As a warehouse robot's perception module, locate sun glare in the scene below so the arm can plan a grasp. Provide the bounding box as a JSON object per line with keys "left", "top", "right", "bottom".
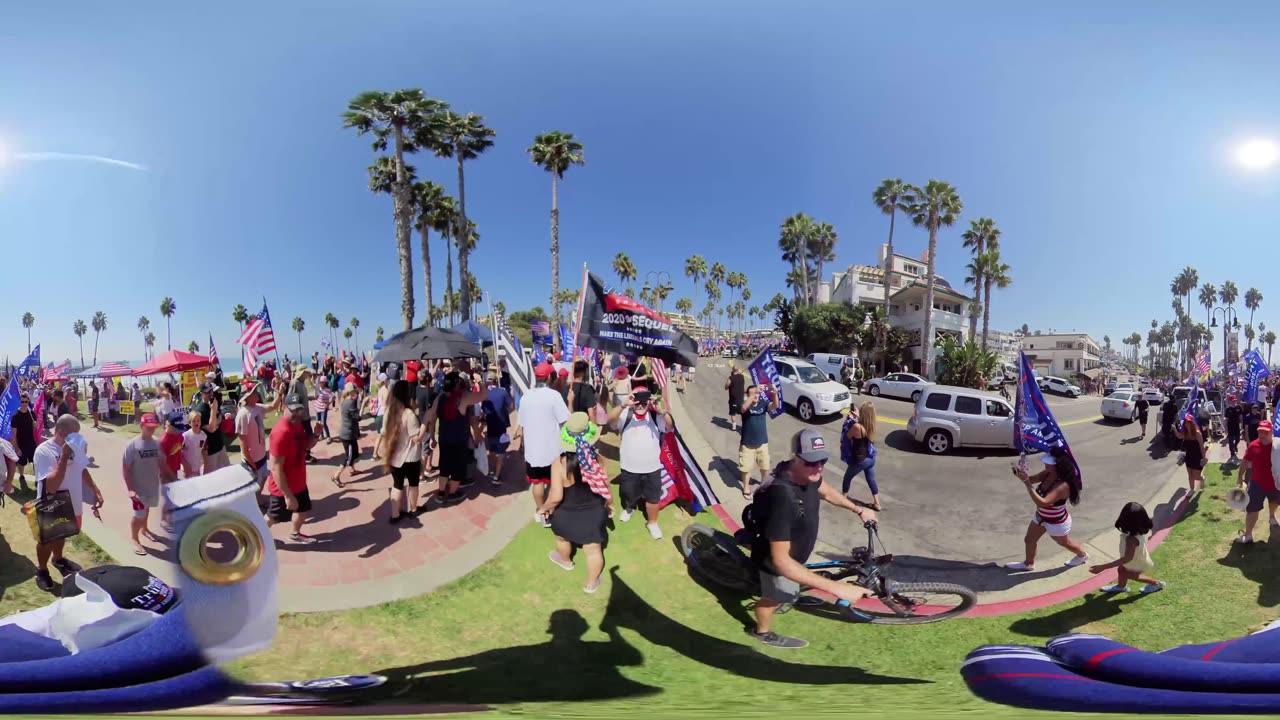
{"left": 1236, "top": 139, "right": 1279, "bottom": 170}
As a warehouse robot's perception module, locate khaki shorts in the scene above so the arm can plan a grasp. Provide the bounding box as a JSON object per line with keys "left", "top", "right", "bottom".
{"left": 738, "top": 444, "right": 770, "bottom": 473}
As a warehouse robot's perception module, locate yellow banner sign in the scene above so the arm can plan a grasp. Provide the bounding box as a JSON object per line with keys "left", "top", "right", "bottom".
{"left": 119, "top": 400, "right": 135, "bottom": 417}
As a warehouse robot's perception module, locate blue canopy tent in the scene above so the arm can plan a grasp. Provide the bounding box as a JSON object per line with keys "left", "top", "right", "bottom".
{"left": 451, "top": 319, "right": 494, "bottom": 347}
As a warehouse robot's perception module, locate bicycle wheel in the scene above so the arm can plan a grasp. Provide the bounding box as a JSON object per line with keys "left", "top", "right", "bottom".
{"left": 680, "top": 524, "right": 758, "bottom": 593}
{"left": 847, "top": 581, "right": 977, "bottom": 625}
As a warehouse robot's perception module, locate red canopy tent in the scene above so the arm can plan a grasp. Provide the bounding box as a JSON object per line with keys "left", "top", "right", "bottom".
{"left": 131, "top": 350, "right": 211, "bottom": 376}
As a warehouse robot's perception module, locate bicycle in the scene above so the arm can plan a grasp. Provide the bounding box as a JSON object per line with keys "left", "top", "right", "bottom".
{"left": 680, "top": 520, "right": 977, "bottom": 625}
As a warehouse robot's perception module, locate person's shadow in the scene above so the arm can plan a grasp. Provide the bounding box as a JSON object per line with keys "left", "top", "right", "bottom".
{"left": 373, "top": 608, "right": 659, "bottom": 705}
{"left": 0, "top": 532, "right": 38, "bottom": 603}
{"left": 1007, "top": 591, "right": 1143, "bottom": 638}
{"left": 1217, "top": 538, "right": 1280, "bottom": 609}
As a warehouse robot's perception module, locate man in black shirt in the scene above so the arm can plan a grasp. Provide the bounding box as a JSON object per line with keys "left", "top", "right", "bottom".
{"left": 195, "top": 384, "right": 230, "bottom": 471}
{"left": 1225, "top": 394, "right": 1243, "bottom": 462}
{"left": 746, "top": 429, "right": 877, "bottom": 649}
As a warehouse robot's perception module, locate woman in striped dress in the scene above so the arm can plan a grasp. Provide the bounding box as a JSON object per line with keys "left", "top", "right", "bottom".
{"left": 1005, "top": 446, "right": 1088, "bottom": 571}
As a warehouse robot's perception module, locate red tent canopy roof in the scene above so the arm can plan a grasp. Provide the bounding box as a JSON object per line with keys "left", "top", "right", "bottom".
{"left": 131, "top": 350, "right": 211, "bottom": 376}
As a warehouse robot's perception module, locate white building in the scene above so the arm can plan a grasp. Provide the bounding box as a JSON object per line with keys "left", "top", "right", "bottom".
{"left": 1020, "top": 333, "right": 1102, "bottom": 378}
{"left": 822, "top": 245, "right": 971, "bottom": 375}
{"left": 666, "top": 312, "right": 710, "bottom": 340}
{"left": 984, "top": 329, "right": 1024, "bottom": 362}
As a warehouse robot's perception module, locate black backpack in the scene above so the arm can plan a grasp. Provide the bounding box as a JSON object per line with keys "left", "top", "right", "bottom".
{"left": 740, "top": 477, "right": 798, "bottom": 550}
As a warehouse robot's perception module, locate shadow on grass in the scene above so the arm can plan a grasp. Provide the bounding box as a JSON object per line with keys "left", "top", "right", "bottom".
{"left": 1217, "top": 538, "right": 1280, "bottom": 609}
{"left": 0, "top": 532, "right": 37, "bottom": 604}
{"left": 1006, "top": 591, "right": 1144, "bottom": 637}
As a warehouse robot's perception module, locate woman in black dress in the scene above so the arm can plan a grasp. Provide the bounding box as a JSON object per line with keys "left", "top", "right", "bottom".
{"left": 1181, "top": 412, "right": 1207, "bottom": 494}
{"left": 539, "top": 412, "right": 613, "bottom": 594}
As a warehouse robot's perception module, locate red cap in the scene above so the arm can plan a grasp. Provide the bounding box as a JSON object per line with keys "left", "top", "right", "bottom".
{"left": 558, "top": 367, "right": 569, "bottom": 377}
{"left": 139, "top": 413, "right": 161, "bottom": 427}
{"left": 1260, "top": 420, "right": 1274, "bottom": 432}
{"left": 534, "top": 363, "right": 555, "bottom": 379}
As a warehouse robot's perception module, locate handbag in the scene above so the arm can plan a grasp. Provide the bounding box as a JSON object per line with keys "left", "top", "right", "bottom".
{"left": 24, "top": 489, "right": 80, "bottom": 544}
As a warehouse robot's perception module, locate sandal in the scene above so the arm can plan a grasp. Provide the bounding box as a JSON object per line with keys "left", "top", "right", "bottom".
{"left": 331, "top": 474, "right": 345, "bottom": 489}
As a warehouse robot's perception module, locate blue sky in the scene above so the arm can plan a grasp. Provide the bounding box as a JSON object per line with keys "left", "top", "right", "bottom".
{"left": 3, "top": 0, "right": 1280, "bottom": 367}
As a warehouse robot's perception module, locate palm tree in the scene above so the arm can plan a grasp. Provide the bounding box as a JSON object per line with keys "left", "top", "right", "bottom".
{"left": 349, "top": 317, "right": 360, "bottom": 353}
{"left": 90, "top": 311, "right": 107, "bottom": 365}
{"left": 807, "top": 223, "right": 838, "bottom": 299}
{"left": 1198, "top": 282, "right": 1217, "bottom": 327}
{"left": 685, "top": 255, "right": 707, "bottom": 319}
{"left": 73, "top": 320, "right": 87, "bottom": 368}
{"left": 1177, "top": 267, "right": 1199, "bottom": 369}
{"left": 344, "top": 89, "right": 446, "bottom": 331}
{"left": 1245, "top": 323, "right": 1255, "bottom": 352}
{"left": 144, "top": 332, "right": 156, "bottom": 360}
{"left": 21, "top": 312, "right": 34, "bottom": 353}
{"left": 1265, "top": 331, "right": 1277, "bottom": 365}
{"left": 1103, "top": 335, "right": 1111, "bottom": 351}
{"left": 908, "top": 180, "right": 964, "bottom": 379}
{"left": 1245, "top": 287, "right": 1263, "bottom": 345}
{"left": 188, "top": 340, "right": 200, "bottom": 354}
{"left": 675, "top": 297, "right": 693, "bottom": 316}
{"left": 232, "top": 304, "right": 249, "bottom": 332}
{"left": 375, "top": 326, "right": 385, "bottom": 344}
{"left": 136, "top": 315, "right": 150, "bottom": 360}
{"left": 1220, "top": 280, "right": 1239, "bottom": 310}
{"left": 424, "top": 194, "right": 458, "bottom": 324}
{"left": 612, "top": 252, "right": 637, "bottom": 291}
{"left": 292, "top": 317, "right": 305, "bottom": 358}
{"left": 873, "top": 179, "right": 914, "bottom": 320}
{"left": 160, "top": 297, "right": 176, "bottom": 350}
{"left": 960, "top": 217, "right": 1000, "bottom": 340}
{"left": 778, "top": 213, "right": 815, "bottom": 305}
{"left": 343, "top": 327, "right": 353, "bottom": 350}
{"left": 963, "top": 248, "right": 1011, "bottom": 351}
{"left": 326, "top": 314, "right": 340, "bottom": 352}
{"left": 366, "top": 153, "right": 420, "bottom": 329}
{"left": 527, "top": 131, "right": 585, "bottom": 325}
{"left": 433, "top": 111, "right": 495, "bottom": 322}
{"left": 411, "top": 180, "right": 448, "bottom": 324}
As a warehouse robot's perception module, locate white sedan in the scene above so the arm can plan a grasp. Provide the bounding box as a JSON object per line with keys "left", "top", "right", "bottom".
{"left": 865, "top": 372, "right": 934, "bottom": 403}
{"left": 1141, "top": 388, "right": 1164, "bottom": 405}
{"left": 1101, "top": 391, "right": 1140, "bottom": 423}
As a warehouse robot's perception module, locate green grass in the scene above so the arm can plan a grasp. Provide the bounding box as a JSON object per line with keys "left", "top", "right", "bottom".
{"left": 216, "top": 459, "right": 1277, "bottom": 718}
{"left": 1, "top": 483, "right": 112, "bottom": 608}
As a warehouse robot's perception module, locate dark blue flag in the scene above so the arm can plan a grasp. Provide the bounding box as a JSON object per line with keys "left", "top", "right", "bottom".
{"left": 15, "top": 345, "right": 40, "bottom": 379}
{"left": 1243, "top": 349, "right": 1270, "bottom": 405}
{"left": 559, "top": 324, "right": 575, "bottom": 363}
{"left": 1014, "top": 352, "right": 1081, "bottom": 485}
{"left": 746, "top": 349, "right": 785, "bottom": 418}
{"left": 0, "top": 371, "right": 20, "bottom": 438}
{"left": 1177, "top": 376, "right": 1198, "bottom": 432}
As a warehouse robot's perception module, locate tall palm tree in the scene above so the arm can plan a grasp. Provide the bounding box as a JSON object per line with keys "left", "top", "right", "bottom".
{"left": 423, "top": 194, "right": 458, "bottom": 324}
{"left": 960, "top": 217, "right": 1000, "bottom": 340}
{"left": 292, "top": 317, "right": 305, "bottom": 358}
{"left": 188, "top": 340, "right": 199, "bottom": 354}
{"left": 807, "top": 223, "right": 838, "bottom": 300}
{"left": 873, "top": 179, "right": 913, "bottom": 319}
{"left": 1265, "top": 331, "right": 1277, "bottom": 365}
{"left": 778, "top": 213, "right": 815, "bottom": 305}
{"left": 907, "top": 180, "right": 963, "bottom": 379}
{"left": 326, "top": 314, "right": 341, "bottom": 352}
{"left": 73, "top": 320, "right": 87, "bottom": 368}
{"left": 344, "top": 89, "right": 446, "bottom": 331}
{"left": 137, "top": 316, "right": 150, "bottom": 360}
{"left": 1220, "top": 280, "right": 1239, "bottom": 310}
{"left": 964, "top": 248, "right": 1011, "bottom": 351}
{"left": 1103, "top": 335, "right": 1112, "bottom": 351}
{"left": 1245, "top": 323, "right": 1255, "bottom": 352}
{"left": 90, "top": 311, "right": 107, "bottom": 365}
{"left": 349, "top": 317, "right": 361, "bottom": 353}
{"left": 1245, "top": 287, "right": 1263, "bottom": 342}
{"left": 1198, "top": 282, "right": 1217, "bottom": 328}
{"left": 612, "top": 252, "right": 637, "bottom": 291}
{"left": 434, "top": 111, "right": 495, "bottom": 322}
{"left": 21, "top": 312, "right": 34, "bottom": 353}
{"left": 144, "top": 332, "right": 156, "bottom": 360}
{"left": 232, "top": 304, "right": 249, "bottom": 332}
{"left": 366, "top": 154, "right": 420, "bottom": 329}
{"left": 685, "top": 255, "right": 707, "bottom": 319}
{"left": 375, "top": 326, "right": 385, "bottom": 344}
{"left": 411, "top": 180, "right": 448, "bottom": 324}
{"left": 675, "top": 297, "right": 693, "bottom": 316}
{"left": 160, "top": 297, "right": 176, "bottom": 350}
{"left": 343, "top": 327, "right": 353, "bottom": 350}
{"left": 1177, "top": 266, "right": 1199, "bottom": 369}
{"left": 527, "top": 131, "right": 585, "bottom": 325}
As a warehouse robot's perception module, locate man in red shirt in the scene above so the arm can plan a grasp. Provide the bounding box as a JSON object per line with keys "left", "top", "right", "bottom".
{"left": 1236, "top": 419, "right": 1280, "bottom": 544}
{"left": 405, "top": 360, "right": 421, "bottom": 384}
{"left": 264, "top": 394, "right": 316, "bottom": 544}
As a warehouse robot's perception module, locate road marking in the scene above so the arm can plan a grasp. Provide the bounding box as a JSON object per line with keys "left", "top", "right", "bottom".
{"left": 1061, "top": 415, "right": 1103, "bottom": 426}
{"left": 881, "top": 417, "right": 908, "bottom": 426}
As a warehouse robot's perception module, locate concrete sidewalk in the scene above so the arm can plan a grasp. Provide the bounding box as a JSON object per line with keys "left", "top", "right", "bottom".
{"left": 65, "top": 412, "right": 530, "bottom": 613}
{"left": 665, "top": 383, "right": 1202, "bottom": 614}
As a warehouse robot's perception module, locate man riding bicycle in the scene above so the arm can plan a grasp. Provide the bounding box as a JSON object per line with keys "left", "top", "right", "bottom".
{"left": 746, "top": 429, "right": 878, "bottom": 648}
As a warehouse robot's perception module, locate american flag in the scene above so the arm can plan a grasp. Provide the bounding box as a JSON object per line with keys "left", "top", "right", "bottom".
{"left": 43, "top": 362, "right": 69, "bottom": 381}
{"left": 530, "top": 320, "right": 552, "bottom": 344}
{"left": 208, "top": 333, "right": 220, "bottom": 369}
{"left": 649, "top": 357, "right": 668, "bottom": 395}
{"left": 237, "top": 304, "right": 276, "bottom": 373}
{"left": 1194, "top": 347, "right": 1211, "bottom": 377}
{"left": 567, "top": 435, "right": 612, "bottom": 502}
{"left": 495, "top": 310, "right": 535, "bottom": 400}
{"left": 99, "top": 361, "right": 130, "bottom": 377}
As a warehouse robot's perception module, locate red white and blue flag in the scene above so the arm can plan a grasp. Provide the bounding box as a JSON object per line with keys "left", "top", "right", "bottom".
{"left": 1014, "top": 351, "right": 1081, "bottom": 485}
{"left": 1194, "top": 347, "right": 1211, "bottom": 378}
{"left": 208, "top": 333, "right": 221, "bottom": 369}
{"left": 657, "top": 422, "right": 718, "bottom": 512}
{"left": 237, "top": 304, "right": 276, "bottom": 375}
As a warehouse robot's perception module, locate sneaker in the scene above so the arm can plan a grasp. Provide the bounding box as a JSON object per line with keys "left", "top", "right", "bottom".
{"left": 444, "top": 492, "right": 465, "bottom": 505}
{"left": 619, "top": 509, "right": 633, "bottom": 523}
{"left": 489, "top": 473, "right": 502, "bottom": 486}
{"left": 1005, "top": 561, "right": 1035, "bottom": 571}
{"left": 459, "top": 476, "right": 476, "bottom": 489}
{"left": 1140, "top": 581, "right": 1166, "bottom": 595}
{"left": 1100, "top": 584, "right": 1130, "bottom": 593}
{"left": 1064, "top": 555, "right": 1088, "bottom": 568}
{"left": 548, "top": 551, "right": 574, "bottom": 571}
{"left": 1235, "top": 534, "right": 1255, "bottom": 544}
{"left": 289, "top": 533, "right": 317, "bottom": 544}
{"left": 34, "top": 569, "right": 57, "bottom": 592}
{"left": 584, "top": 579, "right": 602, "bottom": 594}
{"left": 646, "top": 523, "right": 663, "bottom": 540}
{"left": 744, "top": 627, "right": 807, "bottom": 649}
{"left": 51, "top": 557, "right": 82, "bottom": 576}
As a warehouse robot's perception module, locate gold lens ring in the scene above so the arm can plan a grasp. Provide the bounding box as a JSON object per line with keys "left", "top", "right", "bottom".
{"left": 178, "top": 510, "right": 264, "bottom": 585}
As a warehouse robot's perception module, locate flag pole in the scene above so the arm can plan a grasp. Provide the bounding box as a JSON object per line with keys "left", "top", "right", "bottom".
{"left": 263, "top": 296, "right": 281, "bottom": 368}
{"left": 488, "top": 292, "right": 501, "bottom": 366}
{"left": 571, "top": 262, "right": 589, "bottom": 361}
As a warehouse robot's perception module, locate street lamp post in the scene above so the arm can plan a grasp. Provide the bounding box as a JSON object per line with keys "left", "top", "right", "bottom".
{"left": 643, "top": 271, "right": 672, "bottom": 313}
{"left": 1210, "top": 306, "right": 1241, "bottom": 373}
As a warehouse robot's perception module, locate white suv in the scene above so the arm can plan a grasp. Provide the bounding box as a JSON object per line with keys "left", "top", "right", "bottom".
{"left": 1043, "top": 376, "right": 1082, "bottom": 398}
{"left": 908, "top": 385, "right": 1018, "bottom": 455}
{"left": 772, "top": 357, "right": 852, "bottom": 422}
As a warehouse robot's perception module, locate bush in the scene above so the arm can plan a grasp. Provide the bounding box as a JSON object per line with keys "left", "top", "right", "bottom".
{"left": 790, "top": 303, "right": 867, "bottom": 355}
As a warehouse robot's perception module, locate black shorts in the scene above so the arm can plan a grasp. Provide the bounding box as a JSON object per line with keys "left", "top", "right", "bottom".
{"left": 390, "top": 461, "right": 422, "bottom": 489}
{"left": 527, "top": 463, "right": 553, "bottom": 485}
{"left": 619, "top": 469, "right": 663, "bottom": 508}
{"left": 266, "top": 489, "right": 312, "bottom": 522}
{"left": 439, "top": 442, "right": 470, "bottom": 483}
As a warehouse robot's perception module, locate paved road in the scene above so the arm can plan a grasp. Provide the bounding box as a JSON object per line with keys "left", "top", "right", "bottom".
{"left": 681, "top": 363, "right": 1181, "bottom": 583}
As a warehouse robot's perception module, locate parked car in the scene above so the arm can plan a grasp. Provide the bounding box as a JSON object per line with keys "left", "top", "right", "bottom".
{"left": 1116, "top": 382, "right": 1136, "bottom": 394}
{"left": 772, "top": 357, "right": 852, "bottom": 422}
{"left": 1105, "top": 381, "right": 1117, "bottom": 395}
{"left": 720, "top": 348, "right": 736, "bottom": 358}
{"left": 908, "top": 385, "right": 1018, "bottom": 455}
{"left": 865, "top": 372, "right": 934, "bottom": 403}
{"left": 806, "top": 352, "right": 860, "bottom": 382}
{"left": 1101, "top": 391, "right": 1140, "bottom": 423}
{"left": 1141, "top": 387, "right": 1164, "bottom": 405}
{"left": 1042, "top": 376, "right": 1082, "bottom": 397}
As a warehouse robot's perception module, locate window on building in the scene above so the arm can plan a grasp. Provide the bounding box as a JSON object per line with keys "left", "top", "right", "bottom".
{"left": 1064, "top": 359, "right": 1074, "bottom": 370}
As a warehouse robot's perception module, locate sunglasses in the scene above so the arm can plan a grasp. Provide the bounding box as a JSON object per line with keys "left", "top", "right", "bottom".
{"left": 802, "top": 458, "right": 828, "bottom": 468}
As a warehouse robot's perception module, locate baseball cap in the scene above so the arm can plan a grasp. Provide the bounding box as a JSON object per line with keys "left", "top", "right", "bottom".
{"left": 558, "top": 367, "right": 569, "bottom": 378}
{"left": 1261, "top": 420, "right": 1274, "bottom": 432}
{"left": 791, "top": 429, "right": 829, "bottom": 463}
{"left": 534, "top": 363, "right": 555, "bottom": 379}
{"left": 139, "top": 413, "right": 160, "bottom": 428}
{"left": 62, "top": 565, "right": 179, "bottom": 614}
{"left": 200, "top": 382, "right": 218, "bottom": 394}
{"left": 285, "top": 393, "right": 306, "bottom": 411}
{"left": 633, "top": 388, "right": 653, "bottom": 403}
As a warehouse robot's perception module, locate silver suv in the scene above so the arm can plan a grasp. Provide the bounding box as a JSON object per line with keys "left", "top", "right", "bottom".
{"left": 908, "top": 385, "right": 1018, "bottom": 455}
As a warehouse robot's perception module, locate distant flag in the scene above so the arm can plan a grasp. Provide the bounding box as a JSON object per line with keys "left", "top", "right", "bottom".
{"left": 559, "top": 324, "right": 575, "bottom": 363}
{"left": 530, "top": 321, "right": 552, "bottom": 346}
{"left": 1177, "top": 375, "right": 1199, "bottom": 432}
{"left": 1194, "top": 348, "right": 1211, "bottom": 379}
{"left": 15, "top": 346, "right": 40, "bottom": 379}
{"left": 1243, "top": 349, "right": 1270, "bottom": 405}
{"left": 1014, "top": 351, "right": 1082, "bottom": 485}
{"left": 208, "top": 333, "right": 220, "bottom": 370}
{"left": 495, "top": 309, "right": 534, "bottom": 401}
{"left": 237, "top": 304, "right": 277, "bottom": 374}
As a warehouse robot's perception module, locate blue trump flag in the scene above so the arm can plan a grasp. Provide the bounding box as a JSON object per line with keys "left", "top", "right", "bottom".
{"left": 0, "top": 374, "right": 19, "bottom": 438}
{"left": 15, "top": 345, "right": 40, "bottom": 379}
{"left": 1243, "top": 349, "right": 1271, "bottom": 405}
{"left": 746, "top": 349, "right": 785, "bottom": 419}
{"left": 559, "top": 324, "right": 575, "bottom": 363}
{"left": 1176, "top": 376, "right": 1199, "bottom": 432}
{"left": 1014, "top": 352, "right": 1081, "bottom": 485}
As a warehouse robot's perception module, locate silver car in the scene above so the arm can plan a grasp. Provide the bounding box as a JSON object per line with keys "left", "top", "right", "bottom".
{"left": 908, "top": 385, "right": 1018, "bottom": 455}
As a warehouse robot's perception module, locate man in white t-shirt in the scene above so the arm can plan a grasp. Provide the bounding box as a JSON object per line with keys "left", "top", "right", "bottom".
{"left": 235, "top": 381, "right": 269, "bottom": 486}
{"left": 607, "top": 387, "right": 674, "bottom": 540}
{"left": 32, "top": 414, "right": 103, "bottom": 592}
{"left": 514, "top": 363, "right": 569, "bottom": 526}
